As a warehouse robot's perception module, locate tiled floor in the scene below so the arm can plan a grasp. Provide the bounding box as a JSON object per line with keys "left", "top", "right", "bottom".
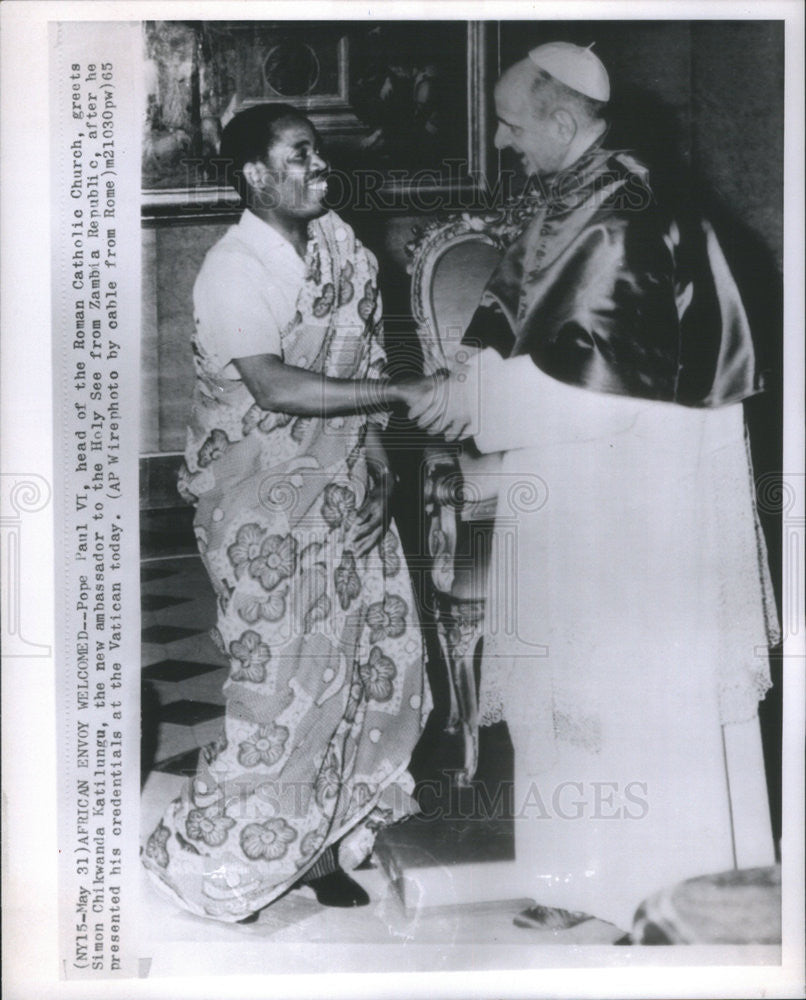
{"left": 139, "top": 532, "right": 625, "bottom": 958}
{"left": 141, "top": 555, "right": 228, "bottom": 774}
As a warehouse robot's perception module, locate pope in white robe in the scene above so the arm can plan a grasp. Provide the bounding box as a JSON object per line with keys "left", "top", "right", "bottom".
{"left": 405, "top": 43, "right": 779, "bottom": 932}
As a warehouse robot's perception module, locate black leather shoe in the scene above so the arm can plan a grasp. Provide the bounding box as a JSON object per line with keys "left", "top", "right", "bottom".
{"left": 307, "top": 870, "right": 370, "bottom": 908}
{"left": 513, "top": 904, "right": 593, "bottom": 930}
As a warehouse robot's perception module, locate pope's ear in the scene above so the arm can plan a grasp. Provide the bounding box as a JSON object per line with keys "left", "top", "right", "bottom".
{"left": 242, "top": 160, "right": 269, "bottom": 190}
{"left": 551, "top": 108, "right": 577, "bottom": 144}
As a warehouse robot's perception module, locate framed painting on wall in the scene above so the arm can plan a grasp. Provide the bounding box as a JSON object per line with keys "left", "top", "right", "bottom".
{"left": 142, "top": 20, "right": 499, "bottom": 218}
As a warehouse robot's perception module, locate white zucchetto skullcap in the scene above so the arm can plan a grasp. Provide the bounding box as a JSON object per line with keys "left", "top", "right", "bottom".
{"left": 528, "top": 42, "right": 610, "bottom": 102}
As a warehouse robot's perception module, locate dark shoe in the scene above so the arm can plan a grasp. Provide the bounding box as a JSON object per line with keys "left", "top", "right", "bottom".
{"left": 237, "top": 910, "right": 261, "bottom": 924}
{"left": 307, "top": 870, "right": 370, "bottom": 908}
{"left": 513, "top": 904, "right": 593, "bottom": 930}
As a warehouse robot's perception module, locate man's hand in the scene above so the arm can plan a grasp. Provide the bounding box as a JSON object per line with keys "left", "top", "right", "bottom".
{"left": 396, "top": 371, "right": 476, "bottom": 442}
{"left": 351, "top": 426, "right": 395, "bottom": 558}
{"left": 393, "top": 371, "right": 448, "bottom": 422}
{"left": 351, "top": 482, "right": 389, "bottom": 558}
{"left": 417, "top": 371, "right": 476, "bottom": 441}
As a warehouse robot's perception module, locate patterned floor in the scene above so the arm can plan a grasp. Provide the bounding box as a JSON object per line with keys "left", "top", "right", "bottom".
{"left": 140, "top": 555, "right": 228, "bottom": 780}
{"left": 139, "top": 527, "right": 624, "bottom": 950}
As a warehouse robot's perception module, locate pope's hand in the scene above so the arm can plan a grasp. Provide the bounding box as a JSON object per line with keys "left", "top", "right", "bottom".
{"left": 420, "top": 376, "right": 476, "bottom": 441}
{"left": 394, "top": 370, "right": 476, "bottom": 441}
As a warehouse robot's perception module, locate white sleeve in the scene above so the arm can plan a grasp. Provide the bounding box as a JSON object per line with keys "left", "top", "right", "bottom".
{"left": 193, "top": 249, "right": 283, "bottom": 373}
{"left": 471, "top": 349, "right": 656, "bottom": 454}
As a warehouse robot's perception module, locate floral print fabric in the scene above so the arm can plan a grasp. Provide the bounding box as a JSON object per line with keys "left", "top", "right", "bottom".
{"left": 143, "top": 212, "right": 430, "bottom": 922}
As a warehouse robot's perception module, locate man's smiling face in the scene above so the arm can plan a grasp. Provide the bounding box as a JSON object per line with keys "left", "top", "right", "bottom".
{"left": 257, "top": 116, "right": 329, "bottom": 219}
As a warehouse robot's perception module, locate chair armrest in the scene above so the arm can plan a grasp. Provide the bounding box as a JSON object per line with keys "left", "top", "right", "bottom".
{"left": 423, "top": 446, "right": 502, "bottom": 515}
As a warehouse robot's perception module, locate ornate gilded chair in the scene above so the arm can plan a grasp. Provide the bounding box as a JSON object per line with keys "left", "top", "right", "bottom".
{"left": 406, "top": 215, "right": 505, "bottom": 785}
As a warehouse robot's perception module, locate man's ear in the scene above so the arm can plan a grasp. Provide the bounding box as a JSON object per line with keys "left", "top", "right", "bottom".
{"left": 242, "top": 160, "right": 269, "bottom": 190}
{"left": 551, "top": 109, "right": 577, "bottom": 146}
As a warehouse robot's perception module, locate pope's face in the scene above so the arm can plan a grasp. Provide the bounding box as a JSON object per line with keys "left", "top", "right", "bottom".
{"left": 493, "top": 78, "right": 566, "bottom": 178}
{"left": 256, "top": 117, "right": 329, "bottom": 219}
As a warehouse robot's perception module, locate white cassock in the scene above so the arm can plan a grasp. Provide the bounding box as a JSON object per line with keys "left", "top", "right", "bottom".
{"left": 459, "top": 348, "right": 778, "bottom": 930}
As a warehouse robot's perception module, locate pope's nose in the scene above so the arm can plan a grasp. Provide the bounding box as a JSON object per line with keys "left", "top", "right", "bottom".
{"left": 493, "top": 123, "right": 510, "bottom": 151}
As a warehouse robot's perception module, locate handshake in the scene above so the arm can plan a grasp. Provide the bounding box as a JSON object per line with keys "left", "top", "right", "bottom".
{"left": 389, "top": 362, "right": 479, "bottom": 442}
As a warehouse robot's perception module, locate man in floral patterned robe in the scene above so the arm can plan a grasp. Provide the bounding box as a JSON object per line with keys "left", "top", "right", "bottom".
{"left": 143, "top": 104, "right": 432, "bottom": 922}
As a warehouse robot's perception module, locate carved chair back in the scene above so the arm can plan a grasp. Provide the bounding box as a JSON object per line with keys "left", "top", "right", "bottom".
{"left": 406, "top": 216, "right": 505, "bottom": 783}
{"left": 408, "top": 218, "right": 502, "bottom": 375}
{"left": 407, "top": 216, "right": 505, "bottom": 600}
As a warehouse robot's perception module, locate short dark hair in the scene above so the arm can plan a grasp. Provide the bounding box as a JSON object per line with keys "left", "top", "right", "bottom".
{"left": 530, "top": 68, "right": 607, "bottom": 125}
{"left": 219, "top": 103, "right": 307, "bottom": 202}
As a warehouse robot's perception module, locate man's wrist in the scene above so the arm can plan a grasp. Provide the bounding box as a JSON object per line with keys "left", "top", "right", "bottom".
{"left": 355, "top": 376, "right": 396, "bottom": 413}
{"left": 381, "top": 377, "right": 408, "bottom": 408}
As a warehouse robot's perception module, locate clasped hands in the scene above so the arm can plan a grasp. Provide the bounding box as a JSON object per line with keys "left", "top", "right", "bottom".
{"left": 392, "top": 365, "right": 477, "bottom": 442}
